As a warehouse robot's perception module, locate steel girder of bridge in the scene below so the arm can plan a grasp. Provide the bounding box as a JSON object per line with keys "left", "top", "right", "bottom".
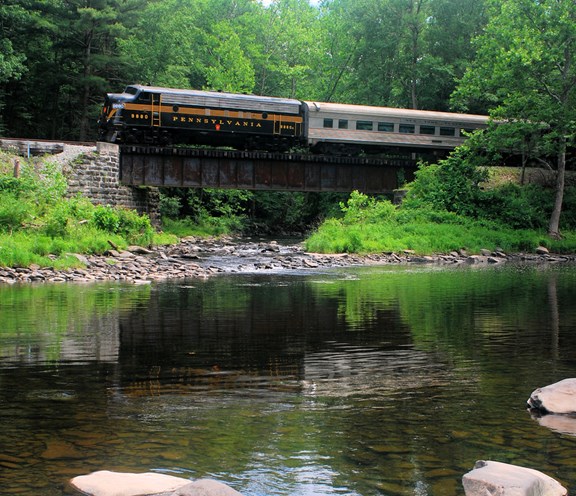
{"left": 119, "top": 146, "right": 417, "bottom": 193}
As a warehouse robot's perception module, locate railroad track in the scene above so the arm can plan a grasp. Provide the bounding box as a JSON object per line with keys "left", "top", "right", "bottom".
{"left": 0, "top": 137, "right": 97, "bottom": 146}
{"left": 0, "top": 137, "right": 97, "bottom": 158}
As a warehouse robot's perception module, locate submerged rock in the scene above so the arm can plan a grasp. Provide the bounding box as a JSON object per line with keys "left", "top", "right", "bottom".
{"left": 462, "top": 460, "right": 567, "bottom": 496}
{"left": 172, "top": 479, "right": 243, "bottom": 495}
{"left": 533, "top": 412, "right": 576, "bottom": 437}
{"left": 527, "top": 378, "right": 576, "bottom": 414}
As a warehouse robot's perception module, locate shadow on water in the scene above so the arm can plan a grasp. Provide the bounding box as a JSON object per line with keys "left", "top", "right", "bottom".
{"left": 0, "top": 263, "right": 576, "bottom": 495}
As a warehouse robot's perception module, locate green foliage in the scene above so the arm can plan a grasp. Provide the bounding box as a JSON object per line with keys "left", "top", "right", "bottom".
{"left": 339, "top": 190, "right": 396, "bottom": 224}
{"left": 0, "top": 152, "right": 162, "bottom": 268}
{"left": 305, "top": 160, "right": 576, "bottom": 256}
{"left": 159, "top": 193, "right": 182, "bottom": 219}
{"left": 453, "top": 0, "right": 576, "bottom": 236}
{"left": 93, "top": 205, "right": 121, "bottom": 234}
{"left": 403, "top": 147, "right": 489, "bottom": 218}
{"left": 477, "top": 184, "right": 551, "bottom": 230}
{"left": 0, "top": 192, "right": 33, "bottom": 231}
{"left": 0, "top": 175, "right": 33, "bottom": 196}
{"left": 93, "top": 205, "right": 154, "bottom": 246}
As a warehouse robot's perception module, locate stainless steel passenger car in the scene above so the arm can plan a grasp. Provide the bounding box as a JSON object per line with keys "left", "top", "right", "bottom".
{"left": 304, "top": 101, "right": 489, "bottom": 156}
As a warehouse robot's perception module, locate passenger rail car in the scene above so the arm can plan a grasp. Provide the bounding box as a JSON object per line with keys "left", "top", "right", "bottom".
{"left": 99, "top": 85, "right": 489, "bottom": 155}
{"left": 98, "top": 85, "right": 307, "bottom": 150}
{"left": 306, "top": 101, "right": 488, "bottom": 156}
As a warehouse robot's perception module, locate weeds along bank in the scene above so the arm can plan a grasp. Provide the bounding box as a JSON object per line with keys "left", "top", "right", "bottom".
{"left": 0, "top": 149, "right": 173, "bottom": 269}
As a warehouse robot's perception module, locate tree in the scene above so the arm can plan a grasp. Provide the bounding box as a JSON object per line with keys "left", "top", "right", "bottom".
{"left": 1, "top": 0, "right": 144, "bottom": 140}
{"left": 316, "top": 0, "right": 487, "bottom": 110}
{"left": 120, "top": 0, "right": 257, "bottom": 93}
{"left": 422, "top": 0, "right": 487, "bottom": 111}
{"left": 453, "top": 0, "right": 576, "bottom": 238}
{"left": 252, "top": 0, "right": 324, "bottom": 99}
{"left": 0, "top": 5, "right": 27, "bottom": 84}
{"left": 0, "top": 2, "right": 31, "bottom": 133}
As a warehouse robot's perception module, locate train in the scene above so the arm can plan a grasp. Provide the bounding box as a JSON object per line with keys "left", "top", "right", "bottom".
{"left": 98, "top": 84, "right": 489, "bottom": 156}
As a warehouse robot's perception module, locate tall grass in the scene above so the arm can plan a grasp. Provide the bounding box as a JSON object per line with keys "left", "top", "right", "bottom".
{"left": 0, "top": 152, "right": 157, "bottom": 268}
{"left": 305, "top": 193, "right": 576, "bottom": 255}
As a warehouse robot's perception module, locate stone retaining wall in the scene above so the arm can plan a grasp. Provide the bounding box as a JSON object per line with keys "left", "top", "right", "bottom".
{"left": 65, "top": 142, "right": 160, "bottom": 224}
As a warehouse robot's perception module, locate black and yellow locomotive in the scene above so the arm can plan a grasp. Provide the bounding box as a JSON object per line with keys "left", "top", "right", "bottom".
{"left": 98, "top": 85, "right": 308, "bottom": 151}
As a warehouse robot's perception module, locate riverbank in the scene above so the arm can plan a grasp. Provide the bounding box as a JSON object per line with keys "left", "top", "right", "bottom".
{"left": 1, "top": 237, "right": 575, "bottom": 285}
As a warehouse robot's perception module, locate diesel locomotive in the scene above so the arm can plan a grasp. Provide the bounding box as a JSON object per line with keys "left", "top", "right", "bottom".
{"left": 98, "top": 84, "right": 489, "bottom": 155}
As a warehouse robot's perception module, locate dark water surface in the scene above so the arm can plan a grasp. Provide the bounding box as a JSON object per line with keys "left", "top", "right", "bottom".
{"left": 1, "top": 263, "right": 576, "bottom": 496}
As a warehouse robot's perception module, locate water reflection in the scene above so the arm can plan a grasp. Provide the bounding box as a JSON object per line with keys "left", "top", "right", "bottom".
{"left": 0, "top": 264, "right": 576, "bottom": 495}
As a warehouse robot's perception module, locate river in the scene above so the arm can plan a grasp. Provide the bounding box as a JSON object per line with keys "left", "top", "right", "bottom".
{"left": 0, "top": 262, "right": 575, "bottom": 496}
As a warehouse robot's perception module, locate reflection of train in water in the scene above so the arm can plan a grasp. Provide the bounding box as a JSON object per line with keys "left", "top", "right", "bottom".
{"left": 98, "top": 84, "right": 489, "bottom": 156}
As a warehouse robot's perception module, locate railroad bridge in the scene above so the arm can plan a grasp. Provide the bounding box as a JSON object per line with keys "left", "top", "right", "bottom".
{"left": 118, "top": 145, "right": 418, "bottom": 194}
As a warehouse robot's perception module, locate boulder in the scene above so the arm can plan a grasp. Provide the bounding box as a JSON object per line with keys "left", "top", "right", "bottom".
{"left": 527, "top": 378, "right": 576, "bottom": 414}
{"left": 172, "top": 479, "right": 243, "bottom": 495}
{"left": 462, "top": 460, "right": 567, "bottom": 496}
{"left": 69, "top": 471, "right": 190, "bottom": 496}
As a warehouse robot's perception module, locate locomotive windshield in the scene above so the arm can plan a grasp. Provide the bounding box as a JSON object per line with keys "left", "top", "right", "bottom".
{"left": 124, "top": 86, "right": 139, "bottom": 95}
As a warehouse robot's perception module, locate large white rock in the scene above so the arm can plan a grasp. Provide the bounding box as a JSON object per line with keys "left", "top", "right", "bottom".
{"left": 69, "top": 470, "right": 191, "bottom": 496}
{"left": 528, "top": 378, "right": 576, "bottom": 414}
{"left": 462, "top": 460, "right": 567, "bottom": 496}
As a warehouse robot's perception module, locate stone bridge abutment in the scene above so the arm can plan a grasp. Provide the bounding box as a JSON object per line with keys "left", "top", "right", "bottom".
{"left": 65, "top": 142, "right": 161, "bottom": 224}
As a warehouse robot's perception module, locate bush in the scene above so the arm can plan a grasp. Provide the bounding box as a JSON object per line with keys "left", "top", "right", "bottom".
{"left": 340, "top": 191, "right": 396, "bottom": 224}
{"left": 93, "top": 205, "right": 121, "bottom": 233}
{"left": 93, "top": 205, "right": 154, "bottom": 246}
{"left": 478, "top": 184, "right": 551, "bottom": 229}
{"left": 0, "top": 192, "right": 34, "bottom": 231}
{"left": 159, "top": 193, "right": 182, "bottom": 219}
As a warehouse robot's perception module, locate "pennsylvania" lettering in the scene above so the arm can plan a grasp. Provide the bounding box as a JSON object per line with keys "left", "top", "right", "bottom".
{"left": 172, "top": 116, "right": 263, "bottom": 128}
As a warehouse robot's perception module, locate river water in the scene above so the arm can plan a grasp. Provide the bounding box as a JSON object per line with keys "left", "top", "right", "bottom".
{"left": 1, "top": 263, "right": 575, "bottom": 496}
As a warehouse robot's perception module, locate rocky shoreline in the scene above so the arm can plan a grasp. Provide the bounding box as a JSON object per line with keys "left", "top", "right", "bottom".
{"left": 1, "top": 237, "right": 575, "bottom": 285}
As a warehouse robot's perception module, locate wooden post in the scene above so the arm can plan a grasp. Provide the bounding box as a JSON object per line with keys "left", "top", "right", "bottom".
{"left": 13, "top": 159, "right": 20, "bottom": 178}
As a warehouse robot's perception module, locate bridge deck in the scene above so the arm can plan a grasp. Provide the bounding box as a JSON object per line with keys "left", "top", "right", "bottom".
{"left": 119, "top": 146, "right": 417, "bottom": 193}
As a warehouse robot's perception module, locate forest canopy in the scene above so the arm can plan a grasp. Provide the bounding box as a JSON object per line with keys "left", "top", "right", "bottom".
{"left": 0, "top": 0, "right": 488, "bottom": 140}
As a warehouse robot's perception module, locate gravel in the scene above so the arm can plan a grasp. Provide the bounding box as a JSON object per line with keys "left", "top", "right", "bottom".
{"left": 47, "top": 143, "right": 97, "bottom": 165}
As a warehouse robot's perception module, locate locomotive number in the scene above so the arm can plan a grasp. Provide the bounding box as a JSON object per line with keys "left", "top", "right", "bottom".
{"left": 130, "top": 113, "right": 149, "bottom": 120}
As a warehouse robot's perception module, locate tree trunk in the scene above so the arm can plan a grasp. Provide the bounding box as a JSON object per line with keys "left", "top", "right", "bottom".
{"left": 79, "top": 30, "right": 94, "bottom": 141}
{"left": 547, "top": 136, "right": 566, "bottom": 239}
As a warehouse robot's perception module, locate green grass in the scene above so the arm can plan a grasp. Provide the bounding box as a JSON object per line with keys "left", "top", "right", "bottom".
{"left": 161, "top": 216, "right": 237, "bottom": 238}
{"left": 305, "top": 208, "right": 576, "bottom": 255}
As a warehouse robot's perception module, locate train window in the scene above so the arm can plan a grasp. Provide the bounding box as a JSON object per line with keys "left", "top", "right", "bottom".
{"left": 262, "top": 112, "right": 269, "bottom": 119}
{"left": 139, "top": 92, "right": 151, "bottom": 102}
{"left": 339, "top": 119, "right": 348, "bottom": 129}
{"left": 399, "top": 124, "right": 415, "bottom": 134}
{"left": 420, "top": 125, "right": 435, "bottom": 135}
{"left": 440, "top": 127, "right": 455, "bottom": 136}
{"left": 323, "top": 118, "right": 334, "bottom": 128}
{"left": 378, "top": 122, "right": 394, "bottom": 132}
{"left": 172, "top": 105, "right": 180, "bottom": 112}
{"left": 124, "top": 86, "right": 138, "bottom": 95}
{"left": 356, "top": 120, "right": 373, "bottom": 131}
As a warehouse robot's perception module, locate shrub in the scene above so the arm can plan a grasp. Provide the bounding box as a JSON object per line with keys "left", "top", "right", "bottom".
{"left": 93, "top": 205, "right": 121, "bottom": 233}
{"left": 340, "top": 191, "right": 396, "bottom": 224}
{"left": 0, "top": 192, "right": 34, "bottom": 231}
{"left": 159, "top": 193, "right": 181, "bottom": 219}
{"left": 92, "top": 205, "right": 153, "bottom": 245}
